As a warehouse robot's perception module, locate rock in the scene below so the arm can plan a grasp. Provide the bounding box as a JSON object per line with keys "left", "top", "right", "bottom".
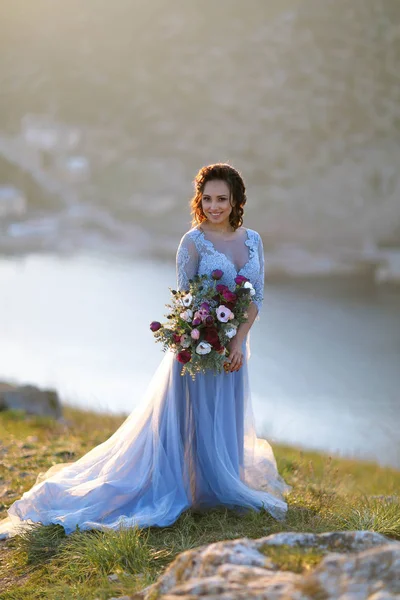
{"left": 0, "top": 381, "right": 62, "bottom": 419}
{"left": 0, "top": 185, "right": 27, "bottom": 218}
{"left": 142, "top": 531, "right": 400, "bottom": 600}
{"left": 303, "top": 544, "right": 400, "bottom": 598}
{"left": 21, "top": 114, "right": 81, "bottom": 151}
{"left": 26, "top": 436, "right": 39, "bottom": 443}
{"left": 254, "top": 530, "right": 392, "bottom": 553}
{"left": 56, "top": 155, "right": 91, "bottom": 183}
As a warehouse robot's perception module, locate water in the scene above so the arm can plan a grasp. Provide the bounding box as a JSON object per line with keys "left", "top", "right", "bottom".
{"left": 1, "top": 252, "right": 399, "bottom": 469}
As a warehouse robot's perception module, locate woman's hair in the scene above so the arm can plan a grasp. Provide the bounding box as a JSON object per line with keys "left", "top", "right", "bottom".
{"left": 190, "top": 163, "right": 247, "bottom": 230}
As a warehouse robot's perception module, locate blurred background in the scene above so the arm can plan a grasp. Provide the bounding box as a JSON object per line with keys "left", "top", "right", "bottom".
{"left": 0, "top": 0, "right": 399, "bottom": 468}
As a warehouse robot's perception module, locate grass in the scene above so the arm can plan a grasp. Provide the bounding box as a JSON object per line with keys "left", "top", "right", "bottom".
{"left": 0, "top": 407, "right": 399, "bottom": 599}
{"left": 261, "top": 544, "right": 325, "bottom": 573}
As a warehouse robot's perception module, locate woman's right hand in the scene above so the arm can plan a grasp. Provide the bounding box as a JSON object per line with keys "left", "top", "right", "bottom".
{"left": 226, "top": 338, "right": 244, "bottom": 372}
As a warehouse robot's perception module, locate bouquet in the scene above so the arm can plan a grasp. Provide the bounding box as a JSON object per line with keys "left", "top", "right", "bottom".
{"left": 149, "top": 269, "right": 255, "bottom": 379}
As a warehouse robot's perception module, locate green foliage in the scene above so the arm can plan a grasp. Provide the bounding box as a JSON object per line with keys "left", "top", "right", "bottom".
{"left": 58, "top": 526, "right": 167, "bottom": 580}
{"left": 15, "top": 523, "right": 66, "bottom": 565}
{"left": 337, "top": 495, "right": 400, "bottom": 538}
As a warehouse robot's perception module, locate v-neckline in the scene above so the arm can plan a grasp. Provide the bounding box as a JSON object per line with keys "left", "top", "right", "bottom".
{"left": 196, "top": 226, "right": 253, "bottom": 274}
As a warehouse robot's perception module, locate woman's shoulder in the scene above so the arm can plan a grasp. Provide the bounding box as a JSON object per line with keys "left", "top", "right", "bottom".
{"left": 179, "top": 227, "right": 202, "bottom": 244}
{"left": 177, "top": 227, "right": 202, "bottom": 252}
{"left": 243, "top": 227, "right": 262, "bottom": 244}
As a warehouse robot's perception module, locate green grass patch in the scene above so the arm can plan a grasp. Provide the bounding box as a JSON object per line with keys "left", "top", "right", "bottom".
{"left": 261, "top": 544, "right": 324, "bottom": 573}
{"left": 0, "top": 406, "right": 399, "bottom": 599}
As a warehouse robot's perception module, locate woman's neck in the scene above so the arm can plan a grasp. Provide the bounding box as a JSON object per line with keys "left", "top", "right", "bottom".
{"left": 199, "top": 221, "right": 237, "bottom": 234}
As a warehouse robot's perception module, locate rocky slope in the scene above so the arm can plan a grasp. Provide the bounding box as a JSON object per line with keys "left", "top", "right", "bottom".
{"left": 133, "top": 531, "right": 400, "bottom": 600}
{"left": 0, "top": 1, "right": 399, "bottom": 276}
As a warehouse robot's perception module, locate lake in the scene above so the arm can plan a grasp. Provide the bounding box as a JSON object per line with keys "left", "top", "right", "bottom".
{"left": 0, "top": 252, "right": 399, "bottom": 469}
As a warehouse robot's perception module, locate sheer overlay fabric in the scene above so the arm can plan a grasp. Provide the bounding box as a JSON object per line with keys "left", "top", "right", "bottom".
{"left": 0, "top": 227, "right": 291, "bottom": 540}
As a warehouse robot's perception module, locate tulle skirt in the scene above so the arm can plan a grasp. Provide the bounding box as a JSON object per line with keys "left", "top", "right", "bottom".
{"left": 0, "top": 337, "right": 291, "bottom": 539}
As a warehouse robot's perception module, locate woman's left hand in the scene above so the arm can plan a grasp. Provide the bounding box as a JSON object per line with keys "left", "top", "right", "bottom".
{"left": 226, "top": 338, "right": 244, "bottom": 372}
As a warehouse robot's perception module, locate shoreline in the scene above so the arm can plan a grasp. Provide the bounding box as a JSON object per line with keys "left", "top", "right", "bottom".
{"left": 0, "top": 240, "right": 400, "bottom": 288}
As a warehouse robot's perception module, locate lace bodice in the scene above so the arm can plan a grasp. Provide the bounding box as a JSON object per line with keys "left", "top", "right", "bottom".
{"left": 176, "top": 226, "right": 265, "bottom": 313}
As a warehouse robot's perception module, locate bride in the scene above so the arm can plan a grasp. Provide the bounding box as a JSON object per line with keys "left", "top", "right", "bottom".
{"left": 0, "top": 163, "right": 291, "bottom": 539}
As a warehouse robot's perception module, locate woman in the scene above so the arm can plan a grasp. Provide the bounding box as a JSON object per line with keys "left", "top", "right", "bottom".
{"left": 0, "top": 163, "right": 291, "bottom": 539}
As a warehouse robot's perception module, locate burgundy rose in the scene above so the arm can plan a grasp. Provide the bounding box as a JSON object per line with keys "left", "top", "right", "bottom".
{"left": 204, "top": 315, "right": 215, "bottom": 326}
{"left": 150, "top": 321, "right": 162, "bottom": 332}
{"left": 177, "top": 349, "right": 191, "bottom": 364}
{"left": 222, "top": 290, "right": 237, "bottom": 304}
{"left": 204, "top": 327, "right": 220, "bottom": 346}
{"left": 212, "top": 269, "right": 223, "bottom": 280}
{"left": 235, "top": 275, "right": 248, "bottom": 286}
{"left": 173, "top": 333, "right": 181, "bottom": 343}
{"left": 223, "top": 302, "right": 236, "bottom": 312}
{"left": 216, "top": 284, "right": 229, "bottom": 294}
{"left": 207, "top": 331, "right": 224, "bottom": 353}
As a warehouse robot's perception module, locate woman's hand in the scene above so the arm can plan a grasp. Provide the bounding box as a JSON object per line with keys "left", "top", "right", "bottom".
{"left": 226, "top": 338, "right": 244, "bottom": 372}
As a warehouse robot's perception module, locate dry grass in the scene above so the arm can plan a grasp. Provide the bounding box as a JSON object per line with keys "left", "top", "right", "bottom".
{"left": 0, "top": 407, "right": 399, "bottom": 599}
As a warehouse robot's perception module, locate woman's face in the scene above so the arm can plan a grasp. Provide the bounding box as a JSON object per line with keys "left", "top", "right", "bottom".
{"left": 201, "top": 180, "right": 232, "bottom": 228}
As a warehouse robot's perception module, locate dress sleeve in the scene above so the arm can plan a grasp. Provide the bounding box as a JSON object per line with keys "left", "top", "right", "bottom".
{"left": 176, "top": 233, "right": 199, "bottom": 292}
{"left": 252, "top": 233, "right": 265, "bottom": 314}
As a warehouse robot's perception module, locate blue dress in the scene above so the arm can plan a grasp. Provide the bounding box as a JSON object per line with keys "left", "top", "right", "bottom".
{"left": 0, "top": 227, "right": 291, "bottom": 538}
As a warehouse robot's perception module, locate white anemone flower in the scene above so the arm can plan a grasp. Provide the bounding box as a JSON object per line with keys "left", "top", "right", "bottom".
{"left": 181, "top": 293, "right": 193, "bottom": 307}
{"left": 180, "top": 309, "right": 193, "bottom": 322}
{"left": 244, "top": 281, "right": 256, "bottom": 296}
{"left": 216, "top": 305, "right": 233, "bottom": 323}
{"left": 225, "top": 325, "right": 237, "bottom": 339}
{"left": 195, "top": 341, "right": 212, "bottom": 355}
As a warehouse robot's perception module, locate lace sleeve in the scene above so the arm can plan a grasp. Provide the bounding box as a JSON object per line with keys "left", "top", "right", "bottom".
{"left": 176, "top": 232, "right": 199, "bottom": 292}
{"left": 252, "top": 232, "right": 265, "bottom": 314}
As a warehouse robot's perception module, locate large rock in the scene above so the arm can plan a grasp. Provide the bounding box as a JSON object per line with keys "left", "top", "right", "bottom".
{"left": 0, "top": 381, "right": 62, "bottom": 419}
{"left": 132, "top": 531, "right": 400, "bottom": 600}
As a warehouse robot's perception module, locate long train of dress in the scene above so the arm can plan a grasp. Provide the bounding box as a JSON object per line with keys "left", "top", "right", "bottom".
{"left": 0, "top": 334, "right": 291, "bottom": 539}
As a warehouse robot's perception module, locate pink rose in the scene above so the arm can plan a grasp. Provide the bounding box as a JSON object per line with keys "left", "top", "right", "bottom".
{"left": 191, "top": 328, "right": 200, "bottom": 340}
{"left": 212, "top": 269, "right": 223, "bottom": 280}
